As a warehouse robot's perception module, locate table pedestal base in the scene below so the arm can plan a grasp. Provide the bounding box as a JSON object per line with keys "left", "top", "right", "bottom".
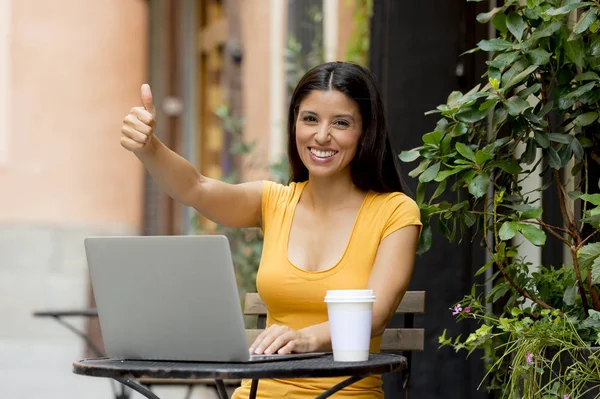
{"left": 113, "top": 375, "right": 370, "bottom": 399}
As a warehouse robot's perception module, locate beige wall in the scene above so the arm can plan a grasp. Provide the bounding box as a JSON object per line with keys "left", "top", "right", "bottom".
{"left": 0, "top": 3, "right": 149, "bottom": 398}
{"left": 337, "top": 0, "right": 359, "bottom": 61}
{"left": 240, "top": 0, "right": 273, "bottom": 180}
{"left": 0, "top": 0, "right": 147, "bottom": 229}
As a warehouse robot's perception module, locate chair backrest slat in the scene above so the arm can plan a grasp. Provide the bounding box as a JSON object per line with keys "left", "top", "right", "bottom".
{"left": 243, "top": 291, "right": 426, "bottom": 316}
{"left": 243, "top": 291, "right": 426, "bottom": 353}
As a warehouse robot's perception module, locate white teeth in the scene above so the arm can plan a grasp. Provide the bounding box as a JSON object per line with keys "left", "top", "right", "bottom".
{"left": 310, "top": 148, "right": 337, "bottom": 158}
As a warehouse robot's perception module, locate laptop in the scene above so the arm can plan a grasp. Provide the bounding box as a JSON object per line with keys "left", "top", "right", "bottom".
{"left": 84, "top": 235, "right": 326, "bottom": 363}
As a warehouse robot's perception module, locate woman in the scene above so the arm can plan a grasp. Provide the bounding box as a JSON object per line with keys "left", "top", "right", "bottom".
{"left": 120, "top": 62, "right": 421, "bottom": 398}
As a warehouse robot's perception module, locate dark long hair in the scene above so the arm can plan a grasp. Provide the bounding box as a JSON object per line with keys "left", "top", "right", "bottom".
{"left": 287, "top": 62, "right": 409, "bottom": 194}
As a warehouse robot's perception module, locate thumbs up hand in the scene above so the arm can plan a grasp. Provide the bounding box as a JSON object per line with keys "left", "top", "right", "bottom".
{"left": 121, "top": 84, "right": 156, "bottom": 152}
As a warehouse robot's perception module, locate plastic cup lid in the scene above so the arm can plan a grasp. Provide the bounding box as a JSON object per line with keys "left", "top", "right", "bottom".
{"left": 324, "top": 289, "right": 376, "bottom": 303}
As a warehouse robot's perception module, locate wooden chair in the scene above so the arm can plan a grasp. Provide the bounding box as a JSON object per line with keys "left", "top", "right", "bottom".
{"left": 141, "top": 291, "right": 426, "bottom": 398}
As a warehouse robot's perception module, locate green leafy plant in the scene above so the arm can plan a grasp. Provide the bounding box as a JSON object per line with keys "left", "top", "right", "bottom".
{"left": 400, "top": 0, "right": 600, "bottom": 397}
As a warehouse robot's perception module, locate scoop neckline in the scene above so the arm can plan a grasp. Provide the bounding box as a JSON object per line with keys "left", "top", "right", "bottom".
{"left": 284, "top": 181, "right": 371, "bottom": 278}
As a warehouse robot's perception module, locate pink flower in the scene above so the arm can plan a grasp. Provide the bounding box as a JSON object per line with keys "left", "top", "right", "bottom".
{"left": 564, "top": 395, "right": 569, "bottom": 399}
{"left": 526, "top": 353, "right": 533, "bottom": 363}
{"left": 452, "top": 304, "right": 463, "bottom": 316}
{"left": 464, "top": 307, "right": 471, "bottom": 313}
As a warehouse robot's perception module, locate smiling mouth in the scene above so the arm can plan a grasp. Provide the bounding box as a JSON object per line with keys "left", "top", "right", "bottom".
{"left": 309, "top": 147, "right": 338, "bottom": 159}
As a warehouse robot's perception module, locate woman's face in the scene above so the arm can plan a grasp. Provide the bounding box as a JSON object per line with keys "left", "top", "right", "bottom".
{"left": 295, "top": 89, "right": 363, "bottom": 180}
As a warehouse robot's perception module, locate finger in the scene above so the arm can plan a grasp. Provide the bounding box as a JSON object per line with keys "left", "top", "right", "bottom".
{"left": 129, "top": 108, "right": 154, "bottom": 129}
{"left": 277, "top": 341, "right": 296, "bottom": 355}
{"left": 250, "top": 324, "right": 282, "bottom": 353}
{"left": 121, "top": 124, "right": 149, "bottom": 144}
{"left": 123, "top": 112, "right": 153, "bottom": 134}
{"left": 264, "top": 332, "right": 295, "bottom": 355}
{"left": 252, "top": 326, "right": 286, "bottom": 355}
{"left": 120, "top": 136, "right": 144, "bottom": 151}
{"left": 141, "top": 84, "right": 156, "bottom": 117}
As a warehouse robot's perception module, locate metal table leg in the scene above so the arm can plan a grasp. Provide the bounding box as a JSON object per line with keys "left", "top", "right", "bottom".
{"left": 215, "top": 379, "right": 229, "bottom": 399}
{"left": 114, "top": 378, "right": 161, "bottom": 399}
{"left": 314, "top": 374, "right": 370, "bottom": 399}
{"left": 53, "top": 315, "right": 130, "bottom": 399}
{"left": 249, "top": 379, "right": 259, "bottom": 399}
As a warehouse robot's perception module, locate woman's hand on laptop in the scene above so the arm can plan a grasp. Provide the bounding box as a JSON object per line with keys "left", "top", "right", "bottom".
{"left": 249, "top": 324, "right": 315, "bottom": 355}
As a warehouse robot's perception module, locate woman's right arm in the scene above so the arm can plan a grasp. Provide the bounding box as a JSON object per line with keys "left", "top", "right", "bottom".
{"left": 120, "top": 84, "right": 263, "bottom": 229}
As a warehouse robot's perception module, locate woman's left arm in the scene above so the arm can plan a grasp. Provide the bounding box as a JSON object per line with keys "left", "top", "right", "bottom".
{"left": 250, "top": 224, "right": 420, "bottom": 355}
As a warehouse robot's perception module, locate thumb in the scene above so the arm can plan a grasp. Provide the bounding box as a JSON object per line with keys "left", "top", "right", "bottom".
{"left": 140, "top": 83, "right": 156, "bottom": 116}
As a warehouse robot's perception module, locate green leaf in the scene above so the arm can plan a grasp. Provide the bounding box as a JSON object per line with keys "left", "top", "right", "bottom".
{"left": 409, "top": 159, "right": 431, "bottom": 178}
{"left": 480, "top": 99, "right": 499, "bottom": 111}
{"left": 501, "top": 60, "right": 527, "bottom": 87}
{"left": 566, "top": 82, "right": 597, "bottom": 100}
{"left": 447, "top": 91, "right": 463, "bottom": 107}
{"left": 456, "top": 106, "right": 490, "bottom": 123}
{"left": 505, "top": 96, "right": 531, "bottom": 115}
{"left": 430, "top": 179, "right": 447, "bottom": 202}
{"left": 592, "top": 257, "right": 600, "bottom": 284}
{"left": 478, "top": 38, "right": 514, "bottom": 52}
{"left": 417, "top": 224, "right": 433, "bottom": 255}
{"left": 592, "top": 35, "right": 600, "bottom": 56}
{"left": 492, "top": 12, "right": 508, "bottom": 35}
{"left": 507, "top": 12, "right": 526, "bottom": 40}
{"left": 475, "top": 150, "right": 494, "bottom": 165}
{"left": 499, "top": 221, "right": 519, "bottom": 240}
{"left": 574, "top": 71, "right": 600, "bottom": 81}
{"left": 475, "top": 260, "right": 495, "bottom": 276}
{"left": 526, "top": 48, "right": 552, "bottom": 65}
{"left": 545, "top": 2, "right": 592, "bottom": 16}
{"left": 399, "top": 150, "right": 420, "bottom": 162}
{"left": 487, "top": 52, "right": 521, "bottom": 70}
{"left": 468, "top": 173, "right": 490, "bottom": 198}
{"left": 420, "top": 162, "right": 441, "bottom": 183}
{"left": 505, "top": 65, "right": 540, "bottom": 91}
{"left": 490, "top": 159, "right": 522, "bottom": 174}
{"left": 434, "top": 166, "right": 469, "bottom": 182}
{"left": 565, "top": 39, "right": 586, "bottom": 68}
{"left": 522, "top": 139, "right": 537, "bottom": 165}
{"left": 416, "top": 182, "right": 426, "bottom": 205}
{"left": 423, "top": 130, "right": 443, "bottom": 145}
{"left": 529, "top": 21, "right": 562, "bottom": 42}
{"left": 452, "top": 122, "right": 469, "bottom": 136}
{"left": 548, "top": 132, "right": 573, "bottom": 144}
{"left": 578, "top": 242, "right": 600, "bottom": 269}
{"left": 568, "top": 190, "right": 583, "bottom": 201}
{"left": 573, "top": 112, "right": 598, "bottom": 126}
{"left": 534, "top": 131, "right": 550, "bottom": 148}
{"left": 580, "top": 193, "right": 600, "bottom": 206}
{"left": 476, "top": 7, "right": 505, "bottom": 23}
{"left": 563, "top": 282, "right": 578, "bottom": 306}
{"left": 518, "top": 83, "right": 542, "bottom": 100}
{"left": 456, "top": 143, "right": 476, "bottom": 162}
{"left": 573, "top": 8, "right": 598, "bottom": 35}
{"left": 521, "top": 206, "right": 543, "bottom": 220}
{"left": 546, "top": 147, "right": 562, "bottom": 169}
{"left": 518, "top": 224, "right": 547, "bottom": 246}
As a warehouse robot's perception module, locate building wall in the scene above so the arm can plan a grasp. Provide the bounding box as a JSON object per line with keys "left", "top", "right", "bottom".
{"left": 239, "top": 0, "right": 274, "bottom": 180}
{"left": 0, "top": 1, "right": 147, "bottom": 398}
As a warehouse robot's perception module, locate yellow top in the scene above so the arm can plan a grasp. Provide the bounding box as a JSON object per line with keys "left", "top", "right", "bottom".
{"left": 231, "top": 180, "right": 422, "bottom": 399}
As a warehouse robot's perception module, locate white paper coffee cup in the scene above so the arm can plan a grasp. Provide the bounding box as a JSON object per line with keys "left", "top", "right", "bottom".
{"left": 324, "top": 289, "right": 376, "bottom": 362}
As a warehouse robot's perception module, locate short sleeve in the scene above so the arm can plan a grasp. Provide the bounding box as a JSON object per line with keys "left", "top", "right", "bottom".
{"left": 261, "top": 180, "right": 293, "bottom": 233}
{"left": 381, "top": 193, "right": 422, "bottom": 240}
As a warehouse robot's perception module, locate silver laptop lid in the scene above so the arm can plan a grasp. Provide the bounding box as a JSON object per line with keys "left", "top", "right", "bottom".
{"left": 84, "top": 235, "right": 250, "bottom": 362}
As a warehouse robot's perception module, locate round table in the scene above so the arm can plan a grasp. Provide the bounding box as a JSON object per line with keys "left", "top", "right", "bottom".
{"left": 73, "top": 353, "right": 407, "bottom": 399}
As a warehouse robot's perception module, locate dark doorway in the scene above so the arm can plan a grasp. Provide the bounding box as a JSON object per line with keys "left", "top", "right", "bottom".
{"left": 370, "top": 1, "right": 490, "bottom": 398}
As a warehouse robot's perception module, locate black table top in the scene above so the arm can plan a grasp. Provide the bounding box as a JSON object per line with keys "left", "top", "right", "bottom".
{"left": 33, "top": 309, "right": 98, "bottom": 317}
{"left": 73, "top": 354, "right": 407, "bottom": 380}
